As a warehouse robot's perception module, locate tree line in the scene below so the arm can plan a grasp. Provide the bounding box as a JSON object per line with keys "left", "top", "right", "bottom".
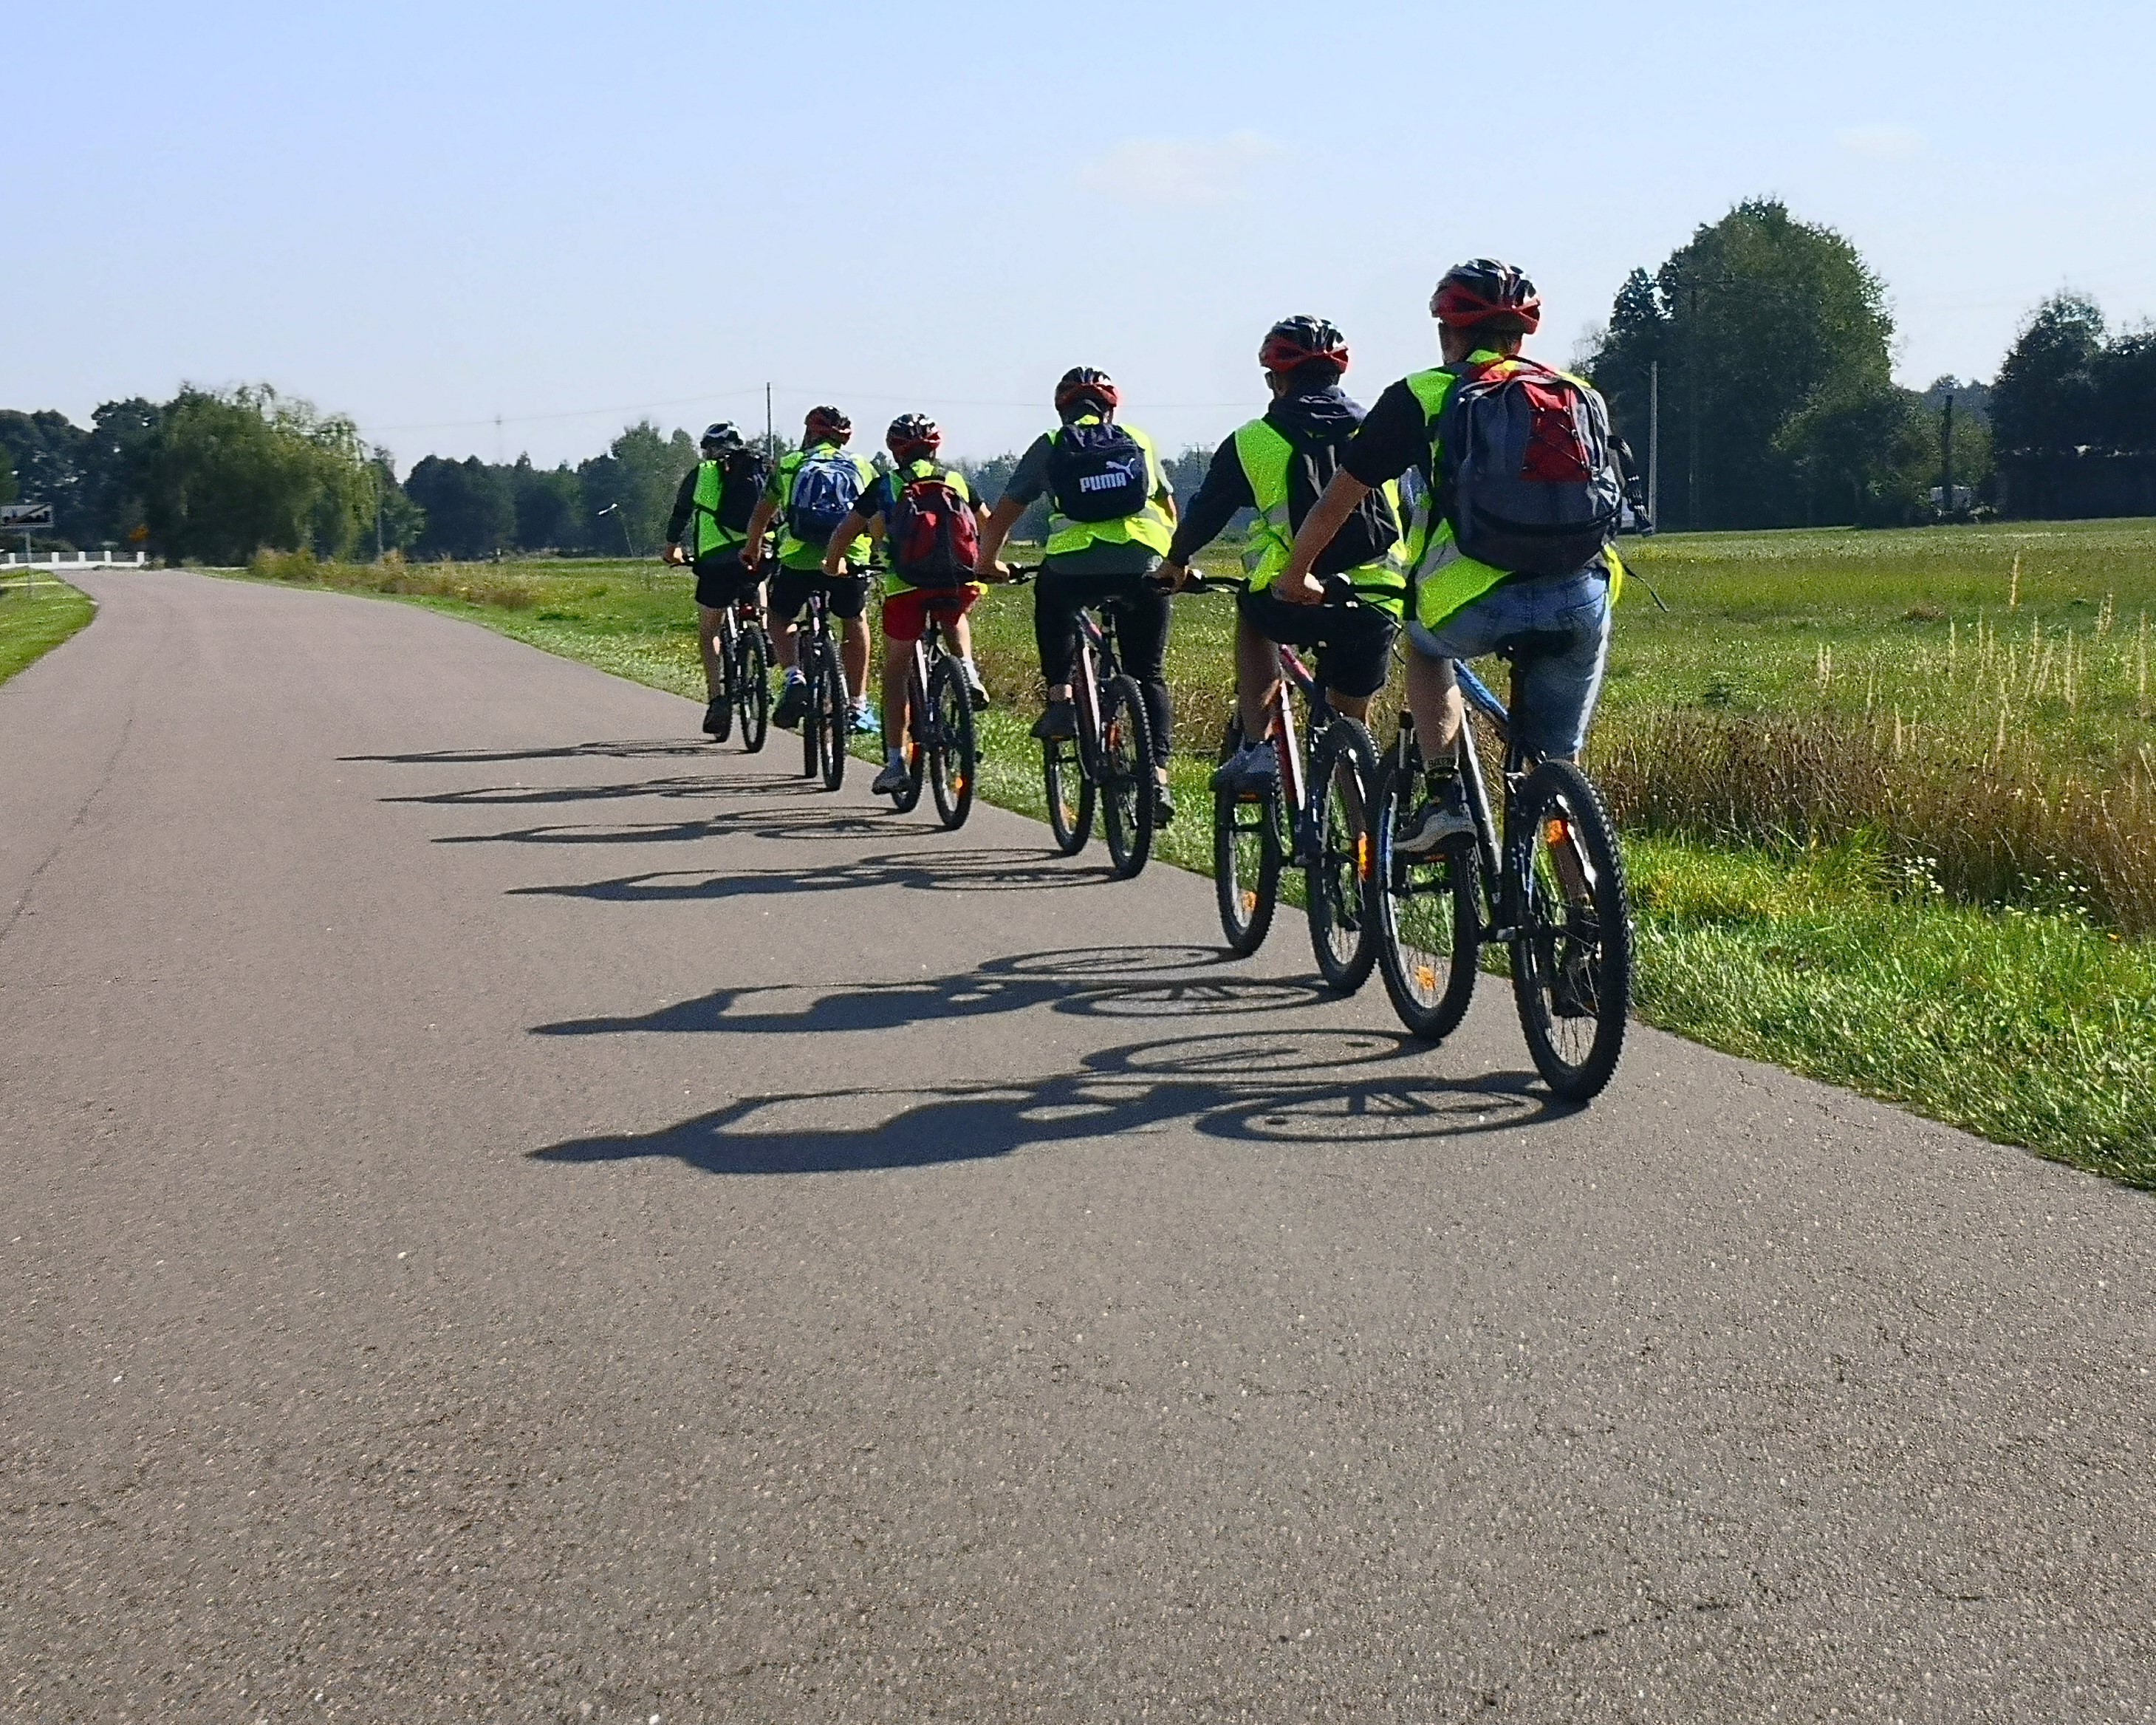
{"left": 5, "top": 197, "right": 2149, "bottom": 559}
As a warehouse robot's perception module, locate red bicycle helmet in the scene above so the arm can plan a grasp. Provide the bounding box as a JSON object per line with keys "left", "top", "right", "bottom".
{"left": 1054, "top": 366, "right": 1119, "bottom": 417}
{"left": 804, "top": 405, "right": 852, "bottom": 443}
{"left": 1258, "top": 315, "right": 1350, "bottom": 375}
{"left": 1430, "top": 259, "right": 1542, "bottom": 333}
{"left": 885, "top": 413, "right": 940, "bottom": 461}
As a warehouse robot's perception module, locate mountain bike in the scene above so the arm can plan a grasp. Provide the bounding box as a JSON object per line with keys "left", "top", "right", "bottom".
{"left": 1185, "top": 575, "right": 1378, "bottom": 994}
{"left": 1013, "top": 567, "right": 1156, "bottom": 881}
{"left": 706, "top": 586, "right": 771, "bottom": 753}
{"left": 777, "top": 580, "right": 849, "bottom": 792}
{"left": 1366, "top": 656, "right": 1632, "bottom": 1102}
{"left": 877, "top": 571, "right": 976, "bottom": 830}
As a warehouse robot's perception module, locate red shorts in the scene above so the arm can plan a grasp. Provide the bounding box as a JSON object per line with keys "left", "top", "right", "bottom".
{"left": 881, "top": 582, "right": 982, "bottom": 643}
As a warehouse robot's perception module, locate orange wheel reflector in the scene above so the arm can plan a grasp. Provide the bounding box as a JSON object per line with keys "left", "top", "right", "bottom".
{"left": 954, "top": 776, "right": 967, "bottom": 793}
{"left": 1240, "top": 890, "right": 1259, "bottom": 915}
{"left": 1413, "top": 963, "right": 1437, "bottom": 991}
{"left": 1355, "top": 833, "right": 1372, "bottom": 878}
{"left": 1544, "top": 816, "right": 1570, "bottom": 847}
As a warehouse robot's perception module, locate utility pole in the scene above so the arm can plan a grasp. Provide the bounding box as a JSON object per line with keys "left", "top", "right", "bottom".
{"left": 764, "top": 383, "right": 773, "bottom": 461}
{"left": 1941, "top": 394, "right": 1955, "bottom": 517}
{"left": 1648, "top": 360, "right": 1660, "bottom": 530}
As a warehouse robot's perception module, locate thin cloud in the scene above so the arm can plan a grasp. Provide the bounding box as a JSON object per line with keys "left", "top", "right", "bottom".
{"left": 1076, "top": 131, "right": 1281, "bottom": 208}
{"left": 1837, "top": 124, "right": 1926, "bottom": 163}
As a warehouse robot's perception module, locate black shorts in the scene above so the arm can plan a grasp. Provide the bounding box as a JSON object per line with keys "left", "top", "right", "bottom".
{"left": 767, "top": 566, "right": 869, "bottom": 624}
{"left": 1237, "top": 586, "right": 1399, "bottom": 700}
{"left": 693, "top": 553, "right": 758, "bottom": 611}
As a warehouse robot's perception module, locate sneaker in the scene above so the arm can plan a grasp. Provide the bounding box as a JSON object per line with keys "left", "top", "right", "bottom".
{"left": 1208, "top": 740, "right": 1278, "bottom": 795}
{"left": 1153, "top": 782, "right": 1176, "bottom": 828}
{"left": 773, "top": 677, "right": 807, "bottom": 729}
{"left": 1030, "top": 700, "right": 1078, "bottom": 742}
{"left": 1394, "top": 776, "right": 1474, "bottom": 855}
{"left": 872, "top": 756, "right": 910, "bottom": 795}
{"left": 964, "top": 671, "right": 991, "bottom": 709}
{"left": 701, "top": 697, "right": 727, "bottom": 737}
{"left": 849, "top": 704, "right": 880, "bottom": 737}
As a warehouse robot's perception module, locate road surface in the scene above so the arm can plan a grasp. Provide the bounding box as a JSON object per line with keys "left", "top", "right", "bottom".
{"left": 4, "top": 572, "right": 2152, "bottom": 1722}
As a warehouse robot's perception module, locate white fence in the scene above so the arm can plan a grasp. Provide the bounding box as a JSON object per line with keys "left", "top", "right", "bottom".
{"left": 1, "top": 550, "right": 149, "bottom": 569}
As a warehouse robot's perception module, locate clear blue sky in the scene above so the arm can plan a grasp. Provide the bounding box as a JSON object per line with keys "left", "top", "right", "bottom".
{"left": 14, "top": 0, "right": 2153, "bottom": 470}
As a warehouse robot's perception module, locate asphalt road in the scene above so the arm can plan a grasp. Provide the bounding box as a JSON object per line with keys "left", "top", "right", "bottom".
{"left": 4, "top": 571, "right": 2152, "bottom": 1724}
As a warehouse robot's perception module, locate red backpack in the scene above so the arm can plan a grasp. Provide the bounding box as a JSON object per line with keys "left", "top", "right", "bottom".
{"left": 887, "top": 466, "right": 980, "bottom": 587}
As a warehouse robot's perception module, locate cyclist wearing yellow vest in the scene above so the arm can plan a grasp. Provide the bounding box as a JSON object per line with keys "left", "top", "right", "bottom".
{"left": 1156, "top": 317, "right": 1406, "bottom": 794}
{"left": 1281, "top": 260, "right": 1618, "bottom": 853}
{"left": 816, "top": 414, "right": 995, "bottom": 795}
{"left": 662, "top": 422, "right": 768, "bottom": 737}
{"left": 976, "top": 366, "right": 1178, "bottom": 824}
{"left": 742, "top": 406, "right": 878, "bottom": 736}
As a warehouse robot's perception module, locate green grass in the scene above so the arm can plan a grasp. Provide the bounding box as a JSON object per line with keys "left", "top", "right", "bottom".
{"left": 0, "top": 579, "right": 96, "bottom": 686}
{"left": 225, "top": 536, "right": 2156, "bottom": 1186}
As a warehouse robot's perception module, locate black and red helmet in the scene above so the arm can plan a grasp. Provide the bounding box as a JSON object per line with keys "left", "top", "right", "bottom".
{"left": 1054, "top": 366, "right": 1119, "bottom": 418}
{"left": 1430, "top": 259, "right": 1542, "bottom": 333}
{"left": 804, "top": 405, "right": 852, "bottom": 443}
{"left": 886, "top": 414, "right": 940, "bottom": 460}
{"left": 1258, "top": 315, "right": 1350, "bottom": 376}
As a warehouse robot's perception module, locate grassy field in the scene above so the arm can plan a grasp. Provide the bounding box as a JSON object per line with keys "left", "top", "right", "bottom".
{"left": 0, "top": 578, "right": 96, "bottom": 686}
{"left": 231, "top": 528, "right": 2156, "bottom": 1186}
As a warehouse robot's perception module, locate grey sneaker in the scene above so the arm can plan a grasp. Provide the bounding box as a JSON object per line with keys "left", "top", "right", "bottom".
{"left": 1030, "top": 700, "right": 1078, "bottom": 742}
{"left": 1208, "top": 740, "right": 1278, "bottom": 795}
{"left": 963, "top": 669, "right": 991, "bottom": 708}
{"left": 872, "top": 756, "right": 910, "bottom": 795}
{"left": 1394, "top": 776, "right": 1474, "bottom": 855}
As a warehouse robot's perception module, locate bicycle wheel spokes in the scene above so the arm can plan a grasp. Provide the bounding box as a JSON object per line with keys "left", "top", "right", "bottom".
{"left": 1098, "top": 674, "right": 1154, "bottom": 880}
{"left": 1510, "top": 760, "right": 1632, "bottom": 1102}
{"left": 818, "top": 637, "right": 849, "bottom": 792}
{"left": 1306, "top": 720, "right": 1378, "bottom": 993}
{"left": 736, "top": 629, "right": 769, "bottom": 753}
{"left": 1213, "top": 719, "right": 1280, "bottom": 955}
{"left": 1372, "top": 754, "right": 1480, "bottom": 1039}
{"left": 928, "top": 657, "right": 975, "bottom": 830}
{"left": 1044, "top": 737, "right": 1094, "bottom": 855}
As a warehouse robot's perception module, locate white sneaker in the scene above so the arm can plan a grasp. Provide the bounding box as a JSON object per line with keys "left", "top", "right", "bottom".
{"left": 1394, "top": 779, "right": 1474, "bottom": 855}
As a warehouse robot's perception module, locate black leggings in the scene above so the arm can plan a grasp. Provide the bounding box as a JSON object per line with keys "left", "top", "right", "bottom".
{"left": 1033, "top": 567, "right": 1172, "bottom": 765}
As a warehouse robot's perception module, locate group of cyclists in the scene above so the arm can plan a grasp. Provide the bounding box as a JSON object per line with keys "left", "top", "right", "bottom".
{"left": 663, "top": 259, "right": 1643, "bottom": 1099}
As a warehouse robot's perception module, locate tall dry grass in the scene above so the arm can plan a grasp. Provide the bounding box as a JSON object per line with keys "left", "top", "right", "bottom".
{"left": 250, "top": 549, "right": 537, "bottom": 610}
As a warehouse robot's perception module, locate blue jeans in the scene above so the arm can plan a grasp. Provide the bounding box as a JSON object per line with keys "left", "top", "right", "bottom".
{"left": 1406, "top": 570, "right": 1611, "bottom": 761}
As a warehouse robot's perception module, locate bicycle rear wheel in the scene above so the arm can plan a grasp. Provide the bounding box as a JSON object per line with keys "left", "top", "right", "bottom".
{"left": 1509, "top": 759, "right": 1631, "bottom": 1102}
{"left": 1306, "top": 718, "right": 1379, "bottom": 994}
{"left": 817, "top": 637, "right": 849, "bottom": 793}
{"left": 1212, "top": 717, "right": 1281, "bottom": 955}
{"left": 1371, "top": 748, "right": 1481, "bottom": 1040}
{"left": 1044, "top": 737, "right": 1094, "bottom": 855}
{"left": 928, "top": 656, "right": 976, "bottom": 830}
{"left": 1098, "top": 674, "right": 1155, "bottom": 881}
{"left": 889, "top": 660, "right": 927, "bottom": 813}
{"left": 708, "top": 631, "right": 735, "bottom": 744}
{"left": 735, "top": 628, "right": 769, "bottom": 754}
{"left": 798, "top": 663, "right": 820, "bottom": 779}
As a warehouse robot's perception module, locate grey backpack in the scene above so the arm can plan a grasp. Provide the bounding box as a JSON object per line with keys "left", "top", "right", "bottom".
{"left": 1434, "top": 358, "right": 1623, "bottom": 578}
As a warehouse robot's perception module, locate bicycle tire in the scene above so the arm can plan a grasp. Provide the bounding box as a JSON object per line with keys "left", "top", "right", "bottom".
{"left": 798, "top": 660, "right": 820, "bottom": 779}
{"left": 818, "top": 636, "right": 849, "bottom": 793}
{"left": 1043, "top": 737, "right": 1094, "bottom": 855}
{"left": 1370, "top": 750, "right": 1481, "bottom": 1040}
{"left": 1508, "top": 759, "right": 1631, "bottom": 1103}
{"left": 1098, "top": 674, "right": 1155, "bottom": 881}
{"left": 707, "top": 635, "right": 735, "bottom": 744}
{"left": 889, "top": 658, "right": 927, "bottom": 813}
{"left": 736, "top": 628, "right": 769, "bottom": 754}
{"left": 1212, "top": 717, "right": 1281, "bottom": 955}
{"left": 1305, "top": 717, "right": 1380, "bottom": 994}
{"left": 928, "top": 656, "right": 976, "bottom": 830}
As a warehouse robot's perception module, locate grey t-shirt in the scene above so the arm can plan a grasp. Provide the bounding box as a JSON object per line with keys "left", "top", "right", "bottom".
{"left": 1000, "top": 429, "right": 1174, "bottom": 575}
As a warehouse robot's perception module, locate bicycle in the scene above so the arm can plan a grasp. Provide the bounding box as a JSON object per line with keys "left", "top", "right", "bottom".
{"left": 1013, "top": 566, "right": 1157, "bottom": 881}
{"left": 705, "top": 585, "right": 772, "bottom": 754}
{"left": 875, "top": 567, "right": 976, "bottom": 830}
{"left": 1185, "top": 575, "right": 1379, "bottom": 994}
{"left": 769, "top": 578, "right": 849, "bottom": 792}
{"left": 1366, "top": 655, "right": 1632, "bottom": 1102}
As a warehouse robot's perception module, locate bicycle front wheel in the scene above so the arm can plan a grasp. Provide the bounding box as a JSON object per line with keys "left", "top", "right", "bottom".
{"left": 928, "top": 656, "right": 976, "bottom": 830}
{"left": 1371, "top": 749, "right": 1481, "bottom": 1040}
{"left": 735, "top": 628, "right": 769, "bottom": 754}
{"left": 1509, "top": 759, "right": 1632, "bottom": 1102}
{"left": 889, "top": 660, "right": 927, "bottom": 813}
{"left": 1098, "top": 674, "right": 1156, "bottom": 881}
{"left": 1304, "top": 719, "right": 1379, "bottom": 994}
{"left": 818, "top": 637, "right": 849, "bottom": 793}
{"left": 1213, "top": 717, "right": 1281, "bottom": 955}
{"left": 1044, "top": 737, "right": 1094, "bottom": 855}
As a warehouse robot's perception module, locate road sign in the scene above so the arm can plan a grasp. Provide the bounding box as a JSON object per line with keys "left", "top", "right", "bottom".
{"left": 1, "top": 502, "right": 54, "bottom": 528}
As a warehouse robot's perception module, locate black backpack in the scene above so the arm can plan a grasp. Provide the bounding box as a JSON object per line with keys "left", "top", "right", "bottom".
{"left": 1046, "top": 420, "right": 1150, "bottom": 523}
{"left": 1283, "top": 423, "right": 1400, "bottom": 577}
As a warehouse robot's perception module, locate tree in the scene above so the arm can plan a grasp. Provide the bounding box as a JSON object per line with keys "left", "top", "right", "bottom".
{"left": 578, "top": 422, "right": 693, "bottom": 556}
{"left": 80, "top": 397, "right": 162, "bottom": 546}
{"left": 144, "top": 386, "right": 373, "bottom": 564}
{"left": 0, "top": 446, "right": 15, "bottom": 507}
{"left": 0, "top": 409, "right": 89, "bottom": 537}
{"left": 509, "top": 457, "right": 584, "bottom": 552}
{"left": 1992, "top": 293, "right": 2104, "bottom": 455}
{"left": 406, "top": 455, "right": 516, "bottom": 559}
{"left": 1587, "top": 198, "right": 1897, "bottom": 528}
{"left": 2092, "top": 327, "right": 2156, "bottom": 453}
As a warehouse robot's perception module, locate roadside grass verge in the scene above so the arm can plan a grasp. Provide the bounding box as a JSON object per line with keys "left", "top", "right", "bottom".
{"left": 225, "top": 542, "right": 2156, "bottom": 1186}
{"left": 0, "top": 579, "right": 96, "bottom": 686}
